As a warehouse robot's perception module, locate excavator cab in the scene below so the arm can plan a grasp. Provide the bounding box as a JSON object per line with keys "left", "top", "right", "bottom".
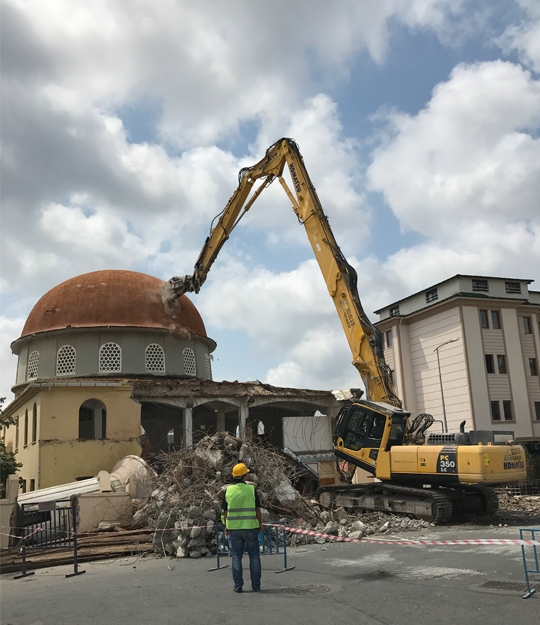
{"left": 333, "top": 401, "right": 409, "bottom": 474}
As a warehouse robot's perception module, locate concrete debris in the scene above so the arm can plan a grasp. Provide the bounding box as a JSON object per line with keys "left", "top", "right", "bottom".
{"left": 134, "top": 432, "right": 318, "bottom": 557}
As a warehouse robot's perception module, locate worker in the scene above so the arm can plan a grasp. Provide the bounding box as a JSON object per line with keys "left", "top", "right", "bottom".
{"left": 222, "top": 463, "right": 262, "bottom": 593}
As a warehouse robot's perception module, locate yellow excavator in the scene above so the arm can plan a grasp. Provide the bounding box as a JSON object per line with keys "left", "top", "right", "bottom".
{"left": 166, "top": 138, "right": 527, "bottom": 523}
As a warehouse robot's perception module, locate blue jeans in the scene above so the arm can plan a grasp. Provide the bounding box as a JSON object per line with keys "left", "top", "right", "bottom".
{"left": 229, "top": 528, "right": 261, "bottom": 590}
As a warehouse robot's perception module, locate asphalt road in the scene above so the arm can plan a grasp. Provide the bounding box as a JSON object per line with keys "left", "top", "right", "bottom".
{"left": 1, "top": 524, "right": 538, "bottom": 625}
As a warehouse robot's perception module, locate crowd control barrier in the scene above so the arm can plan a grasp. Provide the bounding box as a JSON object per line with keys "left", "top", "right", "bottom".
{"left": 13, "top": 498, "right": 85, "bottom": 580}
{"left": 208, "top": 523, "right": 294, "bottom": 574}
{"left": 521, "top": 528, "right": 539, "bottom": 599}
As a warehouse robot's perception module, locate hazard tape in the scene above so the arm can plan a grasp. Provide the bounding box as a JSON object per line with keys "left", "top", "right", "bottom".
{"left": 280, "top": 526, "right": 540, "bottom": 547}
{"left": 0, "top": 528, "right": 42, "bottom": 540}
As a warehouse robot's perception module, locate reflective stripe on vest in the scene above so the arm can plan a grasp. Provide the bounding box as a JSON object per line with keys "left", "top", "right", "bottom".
{"left": 225, "top": 483, "right": 258, "bottom": 530}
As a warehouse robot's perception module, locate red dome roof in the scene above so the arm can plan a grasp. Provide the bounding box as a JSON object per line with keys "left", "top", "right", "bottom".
{"left": 21, "top": 270, "right": 207, "bottom": 338}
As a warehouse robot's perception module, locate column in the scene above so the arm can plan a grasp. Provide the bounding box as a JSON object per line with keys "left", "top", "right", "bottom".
{"left": 239, "top": 400, "right": 249, "bottom": 440}
{"left": 217, "top": 412, "right": 226, "bottom": 432}
{"left": 184, "top": 406, "right": 193, "bottom": 447}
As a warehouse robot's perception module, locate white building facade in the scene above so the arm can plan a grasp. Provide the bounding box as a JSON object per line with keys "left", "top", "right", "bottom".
{"left": 375, "top": 275, "right": 540, "bottom": 445}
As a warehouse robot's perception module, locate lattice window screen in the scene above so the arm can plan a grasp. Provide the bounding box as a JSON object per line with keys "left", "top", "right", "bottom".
{"left": 57, "top": 345, "right": 76, "bottom": 376}
{"left": 27, "top": 351, "right": 40, "bottom": 380}
{"left": 145, "top": 343, "right": 165, "bottom": 373}
{"left": 99, "top": 342, "right": 122, "bottom": 373}
{"left": 204, "top": 354, "right": 211, "bottom": 379}
{"left": 183, "top": 348, "right": 196, "bottom": 376}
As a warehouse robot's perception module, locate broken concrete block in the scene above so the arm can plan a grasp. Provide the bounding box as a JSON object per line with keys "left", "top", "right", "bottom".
{"left": 187, "top": 506, "right": 202, "bottom": 519}
{"left": 190, "top": 549, "right": 202, "bottom": 558}
{"left": 189, "top": 535, "right": 206, "bottom": 549}
{"left": 379, "top": 521, "right": 389, "bottom": 533}
{"left": 323, "top": 521, "right": 339, "bottom": 535}
{"left": 349, "top": 520, "right": 365, "bottom": 533}
{"left": 333, "top": 507, "right": 349, "bottom": 524}
{"left": 203, "top": 508, "right": 216, "bottom": 521}
{"left": 348, "top": 530, "right": 362, "bottom": 540}
{"left": 320, "top": 511, "right": 330, "bottom": 522}
{"left": 338, "top": 527, "right": 348, "bottom": 538}
{"left": 315, "top": 537, "right": 326, "bottom": 544}
{"left": 195, "top": 447, "right": 223, "bottom": 468}
{"left": 176, "top": 545, "right": 189, "bottom": 558}
{"left": 97, "top": 522, "right": 116, "bottom": 532}
{"left": 190, "top": 526, "right": 203, "bottom": 539}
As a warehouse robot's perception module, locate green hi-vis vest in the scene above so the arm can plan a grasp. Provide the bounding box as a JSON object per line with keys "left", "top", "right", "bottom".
{"left": 225, "top": 483, "right": 259, "bottom": 530}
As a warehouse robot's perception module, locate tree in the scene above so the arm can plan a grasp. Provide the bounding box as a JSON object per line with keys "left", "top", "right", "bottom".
{"left": 0, "top": 397, "right": 22, "bottom": 498}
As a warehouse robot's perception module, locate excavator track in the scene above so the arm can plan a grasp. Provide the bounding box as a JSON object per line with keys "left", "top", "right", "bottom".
{"left": 315, "top": 482, "right": 454, "bottom": 524}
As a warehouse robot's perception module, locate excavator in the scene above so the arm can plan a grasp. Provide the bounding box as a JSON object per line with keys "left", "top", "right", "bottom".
{"left": 166, "top": 138, "right": 527, "bottom": 523}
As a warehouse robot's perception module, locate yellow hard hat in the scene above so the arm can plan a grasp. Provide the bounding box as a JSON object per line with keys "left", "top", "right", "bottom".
{"left": 232, "top": 463, "right": 250, "bottom": 477}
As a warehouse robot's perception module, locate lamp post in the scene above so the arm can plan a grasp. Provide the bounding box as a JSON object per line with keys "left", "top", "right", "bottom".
{"left": 433, "top": 338, "right": 459, "bottom": 433}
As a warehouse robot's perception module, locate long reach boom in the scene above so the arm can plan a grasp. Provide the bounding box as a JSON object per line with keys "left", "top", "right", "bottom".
{"left": 166, "top": 138, "right": 400, "bottom": 407}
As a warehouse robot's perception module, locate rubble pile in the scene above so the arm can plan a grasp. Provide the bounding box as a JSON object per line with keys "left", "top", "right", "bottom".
{"left": 497, "top": 493, "right": 540, "bottom": 515}
{"left": 132, "top": 433, "right": 319, "bottom": 558}
{"left": 289, "top": 508, "right": 431, "bottom": 546}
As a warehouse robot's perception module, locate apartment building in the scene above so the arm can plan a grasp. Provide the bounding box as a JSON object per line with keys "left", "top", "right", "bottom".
{"left": 374, "top": 275, "right": 540, "bottom": 445}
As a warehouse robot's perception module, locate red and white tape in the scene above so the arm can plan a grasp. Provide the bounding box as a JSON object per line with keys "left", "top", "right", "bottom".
{"left": 280, "top": 526, "right": 540, "bottom": 547}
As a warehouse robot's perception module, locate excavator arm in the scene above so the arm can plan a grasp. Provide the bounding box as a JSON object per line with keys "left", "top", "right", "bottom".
{"left": 167, "top": 138, "right": 401, "bottom": 407}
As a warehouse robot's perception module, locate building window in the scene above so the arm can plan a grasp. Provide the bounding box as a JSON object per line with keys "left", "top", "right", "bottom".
{"left": 480, "top": 310, "right": 489, "bottom": 328}
{"left": 497, "top": 355, "right": 507, "bottom": 374}
{"left": 27, "top": 351, "right": 39, "bottom": 380}
{"left": 145, "top": 343, "right": 165, "bottom": 373}
{"left": 491, "top": 311, "right": 501, "bottom": 329}
{"left": 491, "top": 401, "right": 501, "bottom": 421}
{"left": 425, "top": 288, "right": 438, "bottom": 303}
{"left": 79, "top": 399, "right": 106, "bottom": 439}
{"left": 204, "top": 354, "right": 212, "bottom": 378}
{"left": 485, "top": 354, "right": 495, "bottom": 374}
{"left": 523, "top": 317, "right": 532, "bottom": 334}
{"left": 30, "top": 479, "right": 35, "bottom": 492}
{"left": 21, "top": 480, "right": 27, "bottom": 494}
{"left": 389, "top": 305, "right": 400, "bottom": 317}
{"left": 32, "top": 403, "right": 37, "bottom": 443}
{"left": 472, "top": 279, "right": 489, "bottom": 292}
{"left": 385, "top": 331, "right": 392, "bottom": 348}
{"left": 56, "top": 345, "right": 76, "bottom": 376}
{"left": 529, "top": 358, "right": 538, "bottom": 376}
{"left": 24, "top": 409, "right": 28, "bottom": 447}
{"left": 99, "top": 342, "right": 121, "bottom": 373}
{"left": 502, "top": 400, "right": 513, "bottom": 421}
{"left": 535, "top": 402, "right": 540, "bottom": 421}
{"left": 183, "top": 348, "right": 196, "bottom": 376}
{"left": 15, "top": 416, "right": 19, "bottom": 451}
{"left": 505, "top": 281, "right": 521, "bottom": 294}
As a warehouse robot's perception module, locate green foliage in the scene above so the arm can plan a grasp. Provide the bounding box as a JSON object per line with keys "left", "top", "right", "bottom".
{"left": 0, "top": 397, "right": 22, "bottom": 498}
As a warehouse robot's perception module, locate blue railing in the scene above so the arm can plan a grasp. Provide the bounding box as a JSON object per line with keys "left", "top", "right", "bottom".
{"left": 520, "top": 528, "right": 539, "bottom": 599}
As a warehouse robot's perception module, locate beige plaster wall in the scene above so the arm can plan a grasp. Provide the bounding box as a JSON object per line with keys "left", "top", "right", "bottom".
{"left": 75, "top": 492, "right": 133, "bottom": 533}
{"left": 40, "top": 439, "right": 141, "bottom": 488}
{"left": 39, "top": 385, "right": 140, "bottom": 440}
{"left": 501, "top": 308, "right": 533, "bottom": 437}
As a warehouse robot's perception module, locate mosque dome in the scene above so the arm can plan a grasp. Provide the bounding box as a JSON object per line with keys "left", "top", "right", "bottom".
{"left": 12, "top": 270, "right": 215, "bottom": 391}
{"left": 21, "top": 270, "right": 206, "bottom": 337}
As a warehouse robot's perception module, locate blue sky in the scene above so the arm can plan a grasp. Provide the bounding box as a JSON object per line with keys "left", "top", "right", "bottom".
{"left": 1, "top": 0, "right": 539, "bottom": 399}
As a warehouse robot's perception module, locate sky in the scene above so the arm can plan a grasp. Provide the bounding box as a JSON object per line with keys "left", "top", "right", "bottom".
{"left": 1, "top": 0, "right": 540, "bottom": 401}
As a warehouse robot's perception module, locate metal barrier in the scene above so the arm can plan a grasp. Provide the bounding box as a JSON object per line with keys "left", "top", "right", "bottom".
{"left": 208, "top": 523, "right": 294, "bottom": 574}
{"left": 14, "top": 498, "right": 85, "bottom": 580}
{"left": 521, "top": 528, "right": 539, "bottom": 599}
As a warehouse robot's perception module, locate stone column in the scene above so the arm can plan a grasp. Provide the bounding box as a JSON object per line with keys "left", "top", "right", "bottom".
{"left": 239, "top": 400, "right": 249, "bottom": 440}
{"left": 184, "top": 406, "right": 193, "bottom": 447}
{"left": 217, "top": 412, "right": 226, "bottom": 433}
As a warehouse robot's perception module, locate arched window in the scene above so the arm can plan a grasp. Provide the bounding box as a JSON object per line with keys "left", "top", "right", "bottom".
{"left": 183, "top": 348, "right": 196, "bottom": 376}
{"left": 204, "top": 354, "right": 211, "bottom": 379}
{"left": 32, "top": 403, "right": 37, "bottom": 443}
{"left": 99, "top": 342, "right": 121, "bottom": 373}
{"left": 57, "top": 345, "right": 76, "bottom": 376}
{"left": 145, "top": 343, "right": 165, "bottom": 373}
{"left": 27, "top": 351, "right": 39, "bottom": 380}
{"left": 79, "top": 399, "right": 106, "bottom": 439}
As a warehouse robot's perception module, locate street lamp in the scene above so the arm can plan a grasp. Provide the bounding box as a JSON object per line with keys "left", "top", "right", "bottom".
{"left": 433, "top": 338, "right": 459, "bottom": 433}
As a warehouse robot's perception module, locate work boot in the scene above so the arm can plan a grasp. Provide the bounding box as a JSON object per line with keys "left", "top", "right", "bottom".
{"left": 234, "top": 587, "right": 243, "bottom": 593}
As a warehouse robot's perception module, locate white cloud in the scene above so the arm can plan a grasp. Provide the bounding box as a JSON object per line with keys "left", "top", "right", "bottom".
{"left": 0, "top": 317, "right": 25, "bottom": 402}
{"left": 498, "top": 0, "right": 540, "bottom": 73}
{"left": 367, "top": 60, "right": 540, "bottom": 290}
